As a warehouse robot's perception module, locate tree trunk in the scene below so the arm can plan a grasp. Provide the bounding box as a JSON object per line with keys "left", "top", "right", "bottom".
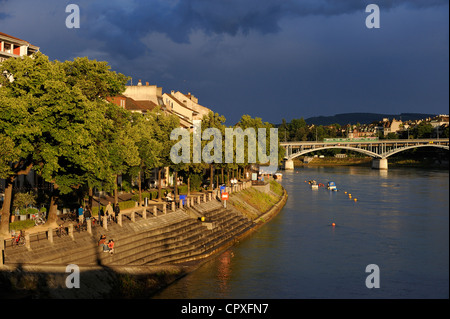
{"left": 114, "top": 174, "right": 119, "bottom": 205}
{"left": 221, "top": 167, "right": 224, "bottom": 184}
{"left": 45, "top": 192, "right": 59, "bottom": 228}
{"left": 174, "top": 170, "right": 178, "bottom": 201}
{"left": 187, "top": 176, "right": 191, "bottom": 196}
{"left": 209, "top": 164, "right": 214, "bottom": 190}
{"left": 158, "top": 168, "right": 162, "bottom": 201}
{"left": 0, "top": 179, "right": 14, "bottom": 237}
{"left": 138, "top": 170, "right": 142, "bottom": 205}
{"left": 88, "top": 187, "right": 93, "bottom": 208}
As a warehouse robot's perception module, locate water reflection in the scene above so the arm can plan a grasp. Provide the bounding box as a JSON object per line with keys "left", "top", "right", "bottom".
{"left": 154, "top": 166, "right": 449, "bottom": 299}
{"left": 216, "top": 250, "right": 233, "bottom": 297}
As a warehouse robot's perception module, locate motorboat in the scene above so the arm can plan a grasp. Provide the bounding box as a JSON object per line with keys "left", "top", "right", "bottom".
{"left": 274, "top": 173, "right": 283, "bottom": 180}
{"left": 327, "top": 181, "right": 337, "bottom": 191}
{"left": 310, "top": 180, "right": 319, "bottom": 189}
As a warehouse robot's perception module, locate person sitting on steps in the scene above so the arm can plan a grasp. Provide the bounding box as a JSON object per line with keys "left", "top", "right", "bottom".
{"left": 107, "top": 239, "right": 115, "bottom": 254}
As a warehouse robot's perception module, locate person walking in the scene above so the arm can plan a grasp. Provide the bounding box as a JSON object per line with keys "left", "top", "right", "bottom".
{"left": 105, "top": 201, "right": 114, "bottom": 222}
{"left": 77, "top": 205, "right": 84, "bottom": 223}
{"left": 113, "top": 203, "right": 120, "bottom": 222}
{"left": 84, "top": 205, "right": 92, "bottom": 222}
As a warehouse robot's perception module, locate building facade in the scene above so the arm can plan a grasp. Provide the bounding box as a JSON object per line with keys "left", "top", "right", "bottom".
{"left": 0, "top": 31, "right": 39, "bottom": 62}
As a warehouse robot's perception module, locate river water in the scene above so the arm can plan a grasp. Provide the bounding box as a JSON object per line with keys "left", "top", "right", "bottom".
{"left": 152, "top": 166, "right": 449, "bottom": 299}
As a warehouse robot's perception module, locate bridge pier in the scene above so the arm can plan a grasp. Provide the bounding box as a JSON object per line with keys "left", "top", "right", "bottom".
{"left": 372, "top": 158, "right": 388, "bottom": 170}
{"left": 283, "top": 159, "right": 294, "bottom": 170}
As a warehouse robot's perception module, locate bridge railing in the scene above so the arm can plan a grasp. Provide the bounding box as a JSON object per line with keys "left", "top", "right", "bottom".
{"left": 281, "top": 138, "right": 449, "bottom": 159}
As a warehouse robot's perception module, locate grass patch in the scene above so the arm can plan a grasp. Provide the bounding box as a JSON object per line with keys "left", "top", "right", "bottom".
{"left": 270, "top": 180, "right": 284, "bottom": 197}
{"left": 238, "top": 188, "right": 278, "bottom": 213}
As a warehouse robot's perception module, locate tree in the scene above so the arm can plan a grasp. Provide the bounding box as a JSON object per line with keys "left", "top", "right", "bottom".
{"left": 149, "top": 108, "right": 180, "bottom": 201}
{"left": 202, "top": 111, "right": 226, "bottom": 189}
{"left": 61, "top": 57, "right": 130, "bottom": 208}
{"left": 288, "top": 118, "right": 308, "bottom": 141}
{"left": 0, "top": 53, "right": 53, "bottom": 235}
{"left": 102, "top": 104, "right": 140, "bottom": 205}
{"left": 0, "top": 52, "right": 131, "bottom": 233}
{"left": 412, "top": 122, "right": 433, "bottom": 139}
{"left": 129, "top": 112, "right": 163, "bottom": 204}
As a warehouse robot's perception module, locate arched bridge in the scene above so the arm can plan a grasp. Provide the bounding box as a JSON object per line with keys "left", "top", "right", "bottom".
{"left": 281, "top": 139, "right": 449, "bottom": 169}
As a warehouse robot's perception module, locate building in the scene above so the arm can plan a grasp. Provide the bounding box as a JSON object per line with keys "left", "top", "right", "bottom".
{"left": 122, "top": 80, "right": 164, "bottom": 107}
{"left": 429, "top": 114, "right": 449, "bottom": 128}
{"left": 0, "top": 31, "right": 39, "bottom": 62}
{"left": 383, "top": 118, "right": 403, "bottom": 136}
{"left": 167, "top": 90, "right": 211, "bottom": 120}
{"left": 106, "top": 95, "right": 162, "bottom": 115}
{"left": 119, "top": 80, "right": 212, "bottom": 130}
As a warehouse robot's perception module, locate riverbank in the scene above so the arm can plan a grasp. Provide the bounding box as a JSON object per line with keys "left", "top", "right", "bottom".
{"left": 0, "top": 181, "right": 288, "bottom": 298}
{"left": 293, "top": 156, "right": 449, "bottom": 169}
{"left": 294, "top": 157, "right": 372, "bottom": 167}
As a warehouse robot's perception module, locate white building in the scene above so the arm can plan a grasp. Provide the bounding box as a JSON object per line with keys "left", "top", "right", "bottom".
{"left": 0, "top": 31, "right": 39, "bottom": 62}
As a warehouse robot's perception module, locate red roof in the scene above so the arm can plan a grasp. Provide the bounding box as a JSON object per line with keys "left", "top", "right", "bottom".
{"left": 0, "top": 31, "right": 29, "bottom": 43}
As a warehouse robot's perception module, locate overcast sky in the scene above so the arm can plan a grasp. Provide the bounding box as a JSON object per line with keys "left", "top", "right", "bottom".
{"left": 1, "top": 0, "right": 448, "bottom": 124}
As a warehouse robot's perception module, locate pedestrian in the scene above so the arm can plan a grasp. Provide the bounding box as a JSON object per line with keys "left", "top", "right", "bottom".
{"left": 98, "top": 234, "right": 108, "bottom": 252}
{"left": 113, "top": 203, "right": 120, "bottom": 222}
{"left": 105, "top": 201, "right": 113, "bottom": 222}
{"left": 77, "top": 205, "right": 84, "bottom": 223}
{"left": 107, "top": 239, "right": 115, "bottom": 254}
{"left": 84, "top": 205, "right": 91, "bottom": 221}
{"left": 98, "top": 207, "right": 104, "bottom": 226}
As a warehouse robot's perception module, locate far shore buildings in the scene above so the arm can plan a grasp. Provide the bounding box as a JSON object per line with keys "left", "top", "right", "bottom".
{"left": 336, "top": 114, "right": 449, "bottom": 139}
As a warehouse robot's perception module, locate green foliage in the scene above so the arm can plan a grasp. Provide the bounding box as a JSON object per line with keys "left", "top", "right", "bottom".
{"left": 12, "top": 192, "right": 36, "bottom": 211}
{"left": 131, "top": 190, "right": 159, "bottom": 201}
{"left": 118, "top": 200, "right": 136, "bottom": 210}
{"left": 9, "top": 219, "right": 35, "bottom": 231}
{"left": 411, "top": 122, "right": 434, "bottom": 139}
{"left": 0, "top": 134, "right": 18, "bottom": 179}
{"left": 189, "top": 174, "right": 203, "bottom": 192}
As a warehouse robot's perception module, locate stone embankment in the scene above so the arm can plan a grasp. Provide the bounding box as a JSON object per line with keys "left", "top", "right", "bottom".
{"left": 0, "top": 181, "right": 287, "bottom": 298}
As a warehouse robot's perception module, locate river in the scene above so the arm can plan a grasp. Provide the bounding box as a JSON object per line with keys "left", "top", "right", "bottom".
{"left": 152, "top": 166, "right": 449, "bottom": 299}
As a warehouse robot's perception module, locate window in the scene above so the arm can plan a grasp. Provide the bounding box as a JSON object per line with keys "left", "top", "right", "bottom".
{"left": 4, "top": 43, "right": 11, "bottom": 53}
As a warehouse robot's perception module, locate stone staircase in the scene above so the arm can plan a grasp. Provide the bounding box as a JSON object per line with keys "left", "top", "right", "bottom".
{"left": 3, "top": 200, "right": 255, "bottom": 267}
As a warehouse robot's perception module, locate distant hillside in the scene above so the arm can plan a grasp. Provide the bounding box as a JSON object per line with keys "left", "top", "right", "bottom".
{"left": 304, "top": 113, "right": 437, "bottom": 126}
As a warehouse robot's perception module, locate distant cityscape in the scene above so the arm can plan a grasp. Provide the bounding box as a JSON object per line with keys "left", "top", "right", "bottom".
{"left": 275, "top": 112, "right": 450, "bottom": 143}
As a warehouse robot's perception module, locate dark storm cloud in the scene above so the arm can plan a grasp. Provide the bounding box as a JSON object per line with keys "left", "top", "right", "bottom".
{"left": 76, "top": 0, "right": 448, "bottom": 59}
{"left": 1, "top": 0, "right": 447, "bottom": 123}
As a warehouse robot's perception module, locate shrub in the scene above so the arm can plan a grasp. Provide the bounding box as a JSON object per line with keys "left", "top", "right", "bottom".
{"left": 9, "top": 220, "right": 35, "bottom": 231}
{"left": 119, "top": 200, "right": 136, "bottom": 210}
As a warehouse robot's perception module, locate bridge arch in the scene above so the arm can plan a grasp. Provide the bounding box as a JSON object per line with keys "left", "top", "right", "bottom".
{"left": 384, "top": 144, "right": 450, "bottom": 158}
{"left": 287, "top": 146, "right": 382, "bottom": 160}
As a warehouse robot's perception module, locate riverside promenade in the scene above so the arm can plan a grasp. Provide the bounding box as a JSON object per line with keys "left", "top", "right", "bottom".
{"left": 0, "top": 180, "right": 287, "bottom": 298}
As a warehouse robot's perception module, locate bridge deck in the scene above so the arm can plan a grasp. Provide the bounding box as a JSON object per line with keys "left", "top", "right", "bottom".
{"left": 281, "top": 139, "right": 449, "bottom": 160}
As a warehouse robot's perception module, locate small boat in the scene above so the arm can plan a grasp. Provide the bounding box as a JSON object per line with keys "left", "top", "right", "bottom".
{"left": 274, "top": 173, "right": 283, "bottom": 180}
{"left": 327, "top": 181, "right": 337, "bottom": 191}
{"left": 310, "top": 180, "right": 319, "bottom": 189}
